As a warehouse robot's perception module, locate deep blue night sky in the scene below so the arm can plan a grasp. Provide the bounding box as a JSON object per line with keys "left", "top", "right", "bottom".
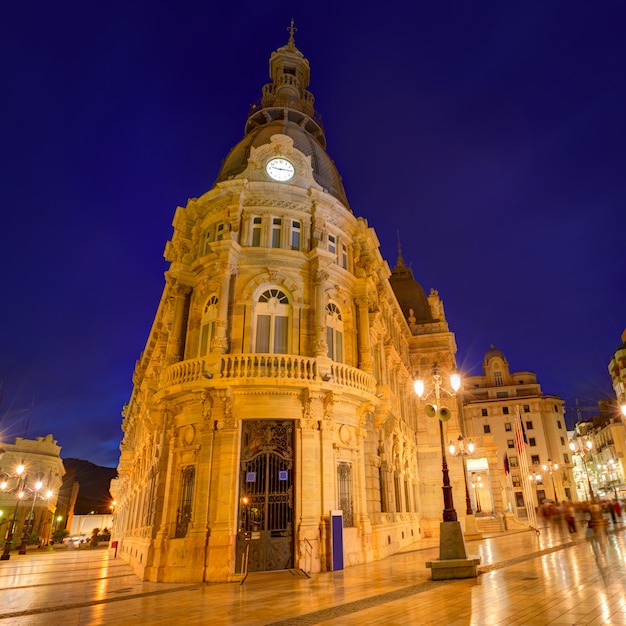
{"left": 2, "top": 2, "right": 625, "bottom": 467}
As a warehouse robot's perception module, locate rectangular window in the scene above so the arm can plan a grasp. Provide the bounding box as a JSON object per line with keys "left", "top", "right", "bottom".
{"left": 290, "top": 220, "right": 301, "bottom": 250}
{"left": 529, "top": 437, "right": 536, "bottom": 446}
{"left": 271, "top": 218, "right": 282, "bottom": 248}
{"left": 328, "top": 233, "right": 336, "bottom": 254}
{"left": 531, "top": 455, "right": 540, "bottom": 465}
{"left": 507, "top": 439, "right": 514, "bottom": 448}
{"left": 216, "top": 222, "right": 225, "bottom": 241}
{"left": 481, "top": 408, "right": 488, "bottom": 417}
{"left": 509, "top": 456, "right": 519, "bottom": 467}
{"left": 394, "top": 475, "right": 403, "bottom": 513}
{"left": 337, "top": 462, "right": 354, "bottom": 527}
{"left": 554, "top": 404, "right": 559, "bottom": 412}
{"left": 341, "top": 243, "right": 348, "bottom": 269}
{"left": 560, "top": 437, "right": 565, "bottom": 445}
{"left": 502, "top": 407, "right": 509, "bottom": 415}
{"left": 200, "top": 321, "right": 215, "bottom": 355}
{"left": 273, "top": 316, "right": 288, "bottom": 353}
{"left": 563, "top": 453, "right": 570, "bottom": 464}
{"left": 523, "top": 404, "right": 530, "bottom": 413}
{"left": 483, "top": 424, "right": 491, "bottom": 434}
{"left": 526, "top": 421, "right": 533, "bottom": 430}
{"left": 557, "top": 420, "right": 562, "bottom": 429}
{"left": 512, "top": 475, "right": 521, "bottom": 487}
{"left": 175, "top": 466, "right": 195, "bottom": 538}
{"left": 494, "top": 371, "right": 503, "bottom": 386}
{"left": 505, "top": 423, "right": 512, "bottom": 431}
{"left": 255, "top": 315, "right": 270, "bottom": 352}
{"left": 496, "top": 391, "right": 508, "bottom": 398}
{"left": 203, "top": 230, "right": 212, "bottom": 255}
{"left": 252, "top": 216, "right": 262, "bottom": 247}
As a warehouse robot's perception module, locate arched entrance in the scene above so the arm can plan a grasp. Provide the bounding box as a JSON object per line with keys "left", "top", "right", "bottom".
{"left": 236, "top": 420, "right": 294, "bottom": 572}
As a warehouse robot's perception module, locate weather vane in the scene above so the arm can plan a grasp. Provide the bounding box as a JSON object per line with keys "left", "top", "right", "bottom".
{"left": 288, "top": 18, "right": 297, "bottom": 44}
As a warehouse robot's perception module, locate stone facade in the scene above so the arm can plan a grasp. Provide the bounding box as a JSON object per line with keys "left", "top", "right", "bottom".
{"left": 462, "top": 347, "right": 570, "bottom": 515}
{"left": 113, "top": 30, "right": 468, "bottom": 583}
{"left": 0, "top": 435, "right": 65, "bottom": 546}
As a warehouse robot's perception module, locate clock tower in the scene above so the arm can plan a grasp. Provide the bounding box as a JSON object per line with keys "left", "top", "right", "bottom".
{"left": 114, "top": 25, "right": 464, "bottom": 583}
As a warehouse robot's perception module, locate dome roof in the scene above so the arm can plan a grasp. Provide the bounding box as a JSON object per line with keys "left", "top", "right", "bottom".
{"left": 215, "top": 116, "right": 349, "bottom": 208}
{"left": 213, "top": 25, "right": 350, "bottom": 209}
{"left": 389, "top": 255, "right": 433, "bottom": 324}
{"left": 483, "top": 345, "right": 507, "bottom": 363}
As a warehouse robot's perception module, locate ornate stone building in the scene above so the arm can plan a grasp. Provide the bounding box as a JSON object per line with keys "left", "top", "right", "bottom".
{"left": 113, "top": 28, "right": 468, "bottom": 583}
{"left": 0, "top": 435, "right": 65, "bottom": 547}
{"left": 462, "top": 347, "right": 570, "bottom": 515}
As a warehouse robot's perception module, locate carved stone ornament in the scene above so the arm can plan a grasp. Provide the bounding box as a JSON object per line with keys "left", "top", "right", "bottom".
{"left": 181, "top": 425, "right": 196, "bottom": 446}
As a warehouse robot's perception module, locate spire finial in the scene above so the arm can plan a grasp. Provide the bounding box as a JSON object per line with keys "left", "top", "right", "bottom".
{"left": 287, "top": 18, "right": 297, "bottom": 48}
{"left": 396, "top": 230, "right": 405, "bottom": 268}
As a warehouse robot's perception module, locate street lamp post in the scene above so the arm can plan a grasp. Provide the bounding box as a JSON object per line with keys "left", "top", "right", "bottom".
{"left": 1, "top": 463, "right": 26, "bottom": 561}
{"left": 449, "top": 435, "right": 483, "bottom": 540}
{"left": 471, "top": 474, "right": 483, "bottom": 512}
{"left": 414, "top": 363, "right": 480, "bottom": 579}
{"left": 542, "top": 459, "right": 559, "bottom": 501}
{"left": 17, "top": 482, "right": 52, "bottom": 554}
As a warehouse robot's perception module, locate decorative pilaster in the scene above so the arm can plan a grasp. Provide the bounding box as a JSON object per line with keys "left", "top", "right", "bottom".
{"left": 313, "top": 269, "right": 328, "bottom": 357}
{"left": 355, "top": 297, "right": 373, "bottom": 372}
{"left": 213, "top": 261, "right": 234, "bottom": 354}
{"left": 166, "top": 281, "right": 192, "bottom": 364}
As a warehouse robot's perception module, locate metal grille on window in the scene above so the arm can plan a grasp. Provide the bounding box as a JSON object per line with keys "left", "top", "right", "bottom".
{"left": 337, "top": 462, "right": 353, "bottom": 527}
{"left": 394, "top": 474, "right": 402, "bottom": 512}
{"left": 175, "top": 466, "right": 195, "bottom": 538}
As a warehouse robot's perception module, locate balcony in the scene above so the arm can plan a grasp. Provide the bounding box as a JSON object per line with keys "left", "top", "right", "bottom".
{"left": 162, "top": 354, "right": 377, "bottom": 396}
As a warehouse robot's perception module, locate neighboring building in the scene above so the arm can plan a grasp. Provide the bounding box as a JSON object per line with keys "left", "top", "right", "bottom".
{"left": 569, "top": 399, "right": 625, "bottom": 501}
{"left": 608, "top": 328, "right": 626, "bottom": 412}
{"left": 114, "top": 29, "right": 469, "bottom": 583}
{"left": 462, "top": 347, "right": 570, "bottom": 516}
{"left": 0, "top": 435, "right": 65, "bottom": 546}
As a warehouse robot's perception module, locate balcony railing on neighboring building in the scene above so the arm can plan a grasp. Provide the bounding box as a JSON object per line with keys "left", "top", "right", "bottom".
{"left": 163, "top": 355, "right": 377, "bottom": 395}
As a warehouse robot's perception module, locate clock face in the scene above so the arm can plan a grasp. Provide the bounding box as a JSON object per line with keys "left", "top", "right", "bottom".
{"left": 266, "top": 157, "right": 295, "bottom": 181}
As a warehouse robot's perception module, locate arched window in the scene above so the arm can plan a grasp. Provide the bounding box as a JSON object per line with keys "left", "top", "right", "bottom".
{"left": 326, "top": 302, "right": 343, "bottom": 362}
{"left": 254, "top": 288, "right": 290, "bottom": 354}
{"left": 175, "top": 466, "right": 195, "bottom": 538}
{"left": 200, "top": 295, "right": 219, "bottom": 355}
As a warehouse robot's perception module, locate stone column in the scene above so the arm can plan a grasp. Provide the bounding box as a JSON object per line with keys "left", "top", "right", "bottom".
{"left": 313, "top": 269, "right": 328, "bottom": 357}
{"left": 355, "top": 297, "right": 372, "bottom": 372}
{"left": 212, "top": 261, "right": 233, "bottom": 354}
{"left": 298, "top": 392, "right": 323, "bottom": 573}
{"left": 166, "top": 281, "right": 191, "bottom": 364}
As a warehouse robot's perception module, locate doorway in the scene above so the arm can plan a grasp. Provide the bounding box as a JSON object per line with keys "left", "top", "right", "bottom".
{"left": 236, "top": 419, "right": 294, "bottom": 572}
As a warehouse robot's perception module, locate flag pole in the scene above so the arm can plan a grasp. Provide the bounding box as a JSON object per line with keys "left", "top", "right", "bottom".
{"left": 516, "top": 406, "right": 540, "bottom": 535}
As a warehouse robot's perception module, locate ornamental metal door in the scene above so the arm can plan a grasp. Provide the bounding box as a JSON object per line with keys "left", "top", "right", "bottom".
{"left": 236, "top": 420, "right": 294, "bottom": 572}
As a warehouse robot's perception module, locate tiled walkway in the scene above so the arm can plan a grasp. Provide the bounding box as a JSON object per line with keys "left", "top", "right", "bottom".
{"left": 1, "top": 522, "right": 625, "bottom": 625}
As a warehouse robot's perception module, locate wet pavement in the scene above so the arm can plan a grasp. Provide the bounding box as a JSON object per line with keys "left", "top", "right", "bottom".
{"left": 1, "top": 520, "right": 625, "bottom": 625}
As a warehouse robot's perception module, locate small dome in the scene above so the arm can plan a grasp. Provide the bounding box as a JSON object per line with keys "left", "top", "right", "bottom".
{"left": 483, "top": 345, "right": 507, "bottom": 363}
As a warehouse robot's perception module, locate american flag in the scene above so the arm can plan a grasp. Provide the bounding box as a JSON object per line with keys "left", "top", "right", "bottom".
{"left": 515, "top": 415, "right": 527, "bottom": 454}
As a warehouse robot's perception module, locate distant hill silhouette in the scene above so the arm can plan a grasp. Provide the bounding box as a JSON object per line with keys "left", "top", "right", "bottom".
{"left": 63, "top": 458, "right": 117, "bottom": 515}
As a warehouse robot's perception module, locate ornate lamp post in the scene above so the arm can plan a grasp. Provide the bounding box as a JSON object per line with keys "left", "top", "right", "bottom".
{"left": 449, "top": 435, "right": 482, "bottom": 540}
{"left": 17, "top": 481, "right": 53, "bottom": 554}
{"left": 414, "top": 363, "right": 480, "bottom": 579}
{"left": 542, "top": 459, "right": 559, "bottom": 501}
{"left": 448, "top": 435, "right": 474, "bottom": 516}
{"left": 1, "top": 463, "right": 26, "bottom": 561}
{"left": 569, "top": 437, "right": 594, "bottom": 501}
{"left": 471, "top": 474, "right": 483, "bottom": 512}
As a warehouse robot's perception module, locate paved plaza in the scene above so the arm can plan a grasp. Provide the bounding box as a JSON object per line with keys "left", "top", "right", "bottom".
{"left": 1, "top": 522, "right": 626, "bottom": 625}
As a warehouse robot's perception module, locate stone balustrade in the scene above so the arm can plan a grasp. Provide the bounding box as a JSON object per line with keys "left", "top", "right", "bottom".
{"left": 162, "top": 354, "right": 376, "bottom": 395}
